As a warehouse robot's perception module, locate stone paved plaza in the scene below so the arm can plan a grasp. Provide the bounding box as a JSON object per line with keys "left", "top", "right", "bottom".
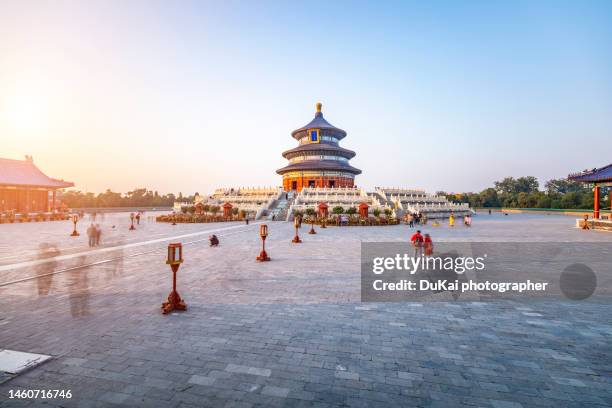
{"left": 0, "top": 212, "right": 611, "bottom": 407}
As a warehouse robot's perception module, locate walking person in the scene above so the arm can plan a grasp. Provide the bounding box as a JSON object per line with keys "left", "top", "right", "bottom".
{"left": 449, "top": 212, "right": 455, "bottom": 227}
{"left": 136, "top": 212, "right": 141, "bottom": 225}
{"left": 424, "top": 233, "right": 433, "bottom": 256}
{"left": 408, "top": 213, "right": 414, "bottom": 228}
{"left": 411, "top": 230, "right": 424, "bottom": 257}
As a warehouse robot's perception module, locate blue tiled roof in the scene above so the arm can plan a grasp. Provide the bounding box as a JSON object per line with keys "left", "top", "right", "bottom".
{"left": 291, "top": 112, "right": 347, "bottom": 139}
{"left": 568, "top": 163, "right": 612, "bottom": 183}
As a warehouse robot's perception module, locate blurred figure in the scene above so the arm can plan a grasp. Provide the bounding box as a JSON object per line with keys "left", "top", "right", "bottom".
{"left": 36, "top": 243, "right": 59, "bottom": 296}
{"left": 95, "top": 224, "right": 102, "bottom": 245}
{"left": 87, "top": 223, "right": 96, "bottom": 247}
{"left": 449, "top": 213, "right": 455, "bottom": 227}
{"left": 411, "top": 230, "right": 424, "bottom": 257}
{"left": 114, "top": 239, "right": 125, "bottom": 277}
{"left": 136, "top": 212, "right": 141, "bottom": 225}
{"left": 69, "top": 255, "right": 90, "bottom": 317}
{"left": 209, "top": 234, "right": 219, "bottom": 247}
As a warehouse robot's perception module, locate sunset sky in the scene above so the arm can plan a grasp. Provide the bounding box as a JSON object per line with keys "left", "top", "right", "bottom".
{"left": 1, "top": 1, "right": 611, "bottom": 195}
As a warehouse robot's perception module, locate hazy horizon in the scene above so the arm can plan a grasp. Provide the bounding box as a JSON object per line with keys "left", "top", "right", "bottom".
{"left": 2, "top": 1, "right": 611, "bottom": 195}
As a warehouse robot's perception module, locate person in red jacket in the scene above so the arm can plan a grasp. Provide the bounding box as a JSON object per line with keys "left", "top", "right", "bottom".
{"left": 411, "top": 230, "right": 424, "bottom": 256}
{"left": 424, "top": 233, "right": 433, "bottom": 256}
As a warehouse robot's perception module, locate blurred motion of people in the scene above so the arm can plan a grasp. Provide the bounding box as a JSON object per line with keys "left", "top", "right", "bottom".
{"left": 36, "top": 243, "right": 60, "bottom": 296}
{"left": 95, "top": 224, "right": 102, "bottom": 245}
{"left": 87, "top": 223, "right": 96, "bottom": 247}
{"left": 69, "top": 255, "right": 90, "bottom": 317}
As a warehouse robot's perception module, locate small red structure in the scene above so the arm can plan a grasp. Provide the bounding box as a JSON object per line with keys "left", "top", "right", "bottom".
{"left": 195, "top": 202, "right": 204, "bottom": 214}
{"left": 162, "top": 242, "right": 187, "bottom": 314}
{"left": 358, "top": 202, "right": 369, "bottom": 218}
{"left": 318, "top": 202, "right": 329, "bottom": 218}
{"left": 569, "top": 163, "right": 612, "bottom": 220}
{"left": 0, "top": 156, "right": 73, "bottom": 213}
{"left": 256, "top": 224, "right": 271, "bottom": 261}
{"left": 223, "top": 202, "right": 233, "bottom": 218}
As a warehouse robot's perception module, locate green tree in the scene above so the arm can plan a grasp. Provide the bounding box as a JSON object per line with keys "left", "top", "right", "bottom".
{"left": 332, "top": 206, "right": 344, "bottom": 215}
{"left": 479, "top": 188, "right": 500, "bottom": 207}
{"left": 346, "top": 207, "right": 357, "bottom": 215}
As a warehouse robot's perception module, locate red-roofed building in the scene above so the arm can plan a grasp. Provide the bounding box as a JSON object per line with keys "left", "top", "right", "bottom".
{"left": 0, "top": 156, "right": 74, "bottom": 213}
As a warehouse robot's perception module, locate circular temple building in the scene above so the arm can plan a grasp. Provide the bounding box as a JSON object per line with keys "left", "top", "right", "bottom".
{"left": 277, "top": 103, "right": 361, "bottom": 191}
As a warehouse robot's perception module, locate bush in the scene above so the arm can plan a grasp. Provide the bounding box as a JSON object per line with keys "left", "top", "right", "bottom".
{"left": 346, "top": 207, "right": 357, "bottom": 215}
{"left": 372, "top": 208, "right": 381, "bottom": 217}
{"left": 332, "top": 206, "right": 344, "bottom": 215}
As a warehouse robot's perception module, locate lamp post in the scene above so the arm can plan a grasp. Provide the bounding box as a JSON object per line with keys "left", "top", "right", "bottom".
{"left": 256, "top": 224, "right": 271, "bottom": 261}
{"left": 309, "top": 217, "right": 317, "bottom": 234}
{"left": 162, "top": 242, "right": 187, "bottom": 314}
{"left": 292, "top": 217, "right": 302, "bottom": 243}
{"left": 70, "top": 214, "right": 79, "bottom": 236}
{"left": 129, "top": 212, "right": 136, "bottom": 230}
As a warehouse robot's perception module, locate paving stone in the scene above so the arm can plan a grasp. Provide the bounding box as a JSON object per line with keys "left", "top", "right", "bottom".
{"left": 260, "top": 385, "right": 290, "bottom": 398}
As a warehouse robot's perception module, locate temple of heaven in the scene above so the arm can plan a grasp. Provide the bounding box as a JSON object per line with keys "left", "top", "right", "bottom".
{"left": 277, "top": 103, "right": 361, "bottom": 191}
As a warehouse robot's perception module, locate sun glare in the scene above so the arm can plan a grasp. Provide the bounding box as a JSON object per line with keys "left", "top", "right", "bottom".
{"left": 1, "top": 80, "right": 51, "bottom": 134}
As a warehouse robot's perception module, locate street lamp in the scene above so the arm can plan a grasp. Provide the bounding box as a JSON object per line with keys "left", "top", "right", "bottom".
{"left": 292, "top": 217, "right": 302, "bottom": 243}
{"left": 256, "top": 224, "right": 271, "bottom": 261}
{"left": 70, "top": 214, "right": 79, "bottom": 236}
{"left": 129, "top": 213, "right": 136, "bottom": 230}
{"left": 162, "top": 242, "right": 187, "bottom": 314}
{"left": 308, "top": 217, "right": 317, "bottom": 234}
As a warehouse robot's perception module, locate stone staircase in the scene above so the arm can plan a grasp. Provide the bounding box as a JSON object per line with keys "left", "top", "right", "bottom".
{"left": 272, "top": 192, "right": 295, "bottom": 221}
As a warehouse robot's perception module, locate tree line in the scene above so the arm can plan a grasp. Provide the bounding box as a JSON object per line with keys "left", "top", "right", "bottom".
{"left": 439, "top": 177, "right": 609, "bottom": 210}
{"left": 61, "top": 188, "right": 195, "bottom": 208}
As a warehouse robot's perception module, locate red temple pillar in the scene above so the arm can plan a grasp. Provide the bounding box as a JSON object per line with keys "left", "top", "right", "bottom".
{"left": 358, "top": 202, "right": 369, "bottom": 218}
{"left": 594, "top": 185, "right": 600, "bottom": 219}
{"left": 223, "top": 202, "right": 233, "bottom": 218}
{"left": 318, "top": 202, "right": 328, "bottom": 218}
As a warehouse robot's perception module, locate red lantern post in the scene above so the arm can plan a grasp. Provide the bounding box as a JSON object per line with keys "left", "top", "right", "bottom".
{"left": 256, "top": 224, "right": 271, "bottom": 261}
{"left": 309, "top": 217, "right": 317, "bottom": 234}
{"left": 70, "top": 214, "right": 79, "bottom": 236}
{"left": 162, "top": 242, "right": 187, "bottom": 314}
{"left": 292, "top": 217, "right": 302, "bottom": 243}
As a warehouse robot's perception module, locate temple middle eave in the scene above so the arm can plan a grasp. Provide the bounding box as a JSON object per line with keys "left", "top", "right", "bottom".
{"left": 276, "top": 160, "right": 362, "bottom": 175}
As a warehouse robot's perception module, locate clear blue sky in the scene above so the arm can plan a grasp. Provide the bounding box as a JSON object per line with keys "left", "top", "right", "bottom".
{"left": 1, "top": 0, "right": 611, "bottom": 194}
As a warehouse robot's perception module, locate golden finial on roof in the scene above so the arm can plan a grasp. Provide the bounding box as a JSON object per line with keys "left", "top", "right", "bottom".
{"left": 316, "top": 102, "right": 322, "bottom": 113}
